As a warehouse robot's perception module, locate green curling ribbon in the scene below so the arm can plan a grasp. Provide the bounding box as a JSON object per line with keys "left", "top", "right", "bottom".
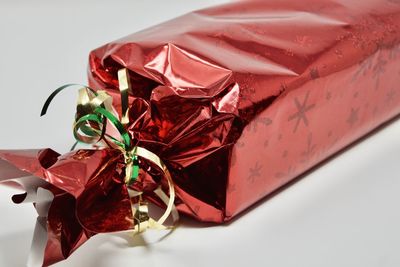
{"left": 131, "top": 155, "right": 139, "bottom": 184}
{"left": 39, "top": 69, "right": 180, "bottom": 234}
{"left": 41, "top": 84, "right": 139, "bottom": 184}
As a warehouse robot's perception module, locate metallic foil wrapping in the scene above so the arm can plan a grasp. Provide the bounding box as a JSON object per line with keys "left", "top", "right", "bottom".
{"left": 87, "top": 0, "right": 400, "bottom": 221}
{"left": 1, "top": 0, "right": 400, "bottom": 266}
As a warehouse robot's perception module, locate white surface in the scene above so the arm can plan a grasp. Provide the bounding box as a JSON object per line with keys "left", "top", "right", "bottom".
{"left": 0, "top": 1, "right": 400, "bottom": 266}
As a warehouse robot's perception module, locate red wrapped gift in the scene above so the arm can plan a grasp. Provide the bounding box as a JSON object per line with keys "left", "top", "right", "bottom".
{"left": 87, "top": 0, "right": 400, "bottom": 221}
{"left": 1, "top": 0, "right": 400, "bottom": 266}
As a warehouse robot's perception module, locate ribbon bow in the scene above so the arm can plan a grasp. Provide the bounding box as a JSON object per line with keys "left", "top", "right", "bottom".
{"left": 41, "top": 68, "right": 178, "bottom": 233}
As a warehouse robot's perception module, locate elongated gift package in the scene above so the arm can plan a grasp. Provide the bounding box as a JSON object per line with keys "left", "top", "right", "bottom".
{"left": 1, "top": 0, "right": 400, "bottom": 266}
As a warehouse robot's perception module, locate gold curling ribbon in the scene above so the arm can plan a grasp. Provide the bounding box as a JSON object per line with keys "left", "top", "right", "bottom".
{"left": 127, "top": 146, "right": 179, "bottom": 233}
{"left": 43, "top": 68, "right": 179, "bottom": 234}
{"left": 114, "top": 70, "right": 179, "bottom": 233}
{"left": 118, "top": 68, "right": 131, "bottom": 126}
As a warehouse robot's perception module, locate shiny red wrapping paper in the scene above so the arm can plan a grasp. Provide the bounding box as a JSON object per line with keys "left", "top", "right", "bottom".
{"left": 1, "top": 0, "right": 400, "bottom": 266}
{"left": 87, "top": 0, "right": 400, "bottom": 220}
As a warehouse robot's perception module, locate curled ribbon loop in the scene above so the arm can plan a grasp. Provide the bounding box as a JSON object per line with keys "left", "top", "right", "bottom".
{"left": 41, "top": 69, "right": 179, "bottom": 234}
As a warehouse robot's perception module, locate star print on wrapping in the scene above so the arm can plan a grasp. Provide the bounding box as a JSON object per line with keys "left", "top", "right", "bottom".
{"left": 326, "top": 91, "right": 332, "bottom": 100}
{"left": 385, "top": 89, "right": 397, "bottom": 105}
{"left": 263, "top": 140, "right": 269, "bottom": 147}
{"left": 275, "top": 165, "right": 296, "bottom": 180}
{"left": 372, "top": 55, "right": 387, "bottom": 90}
{"left": 347, "top": 108, "right": 359, "bottom": 127}
{"left": 295, "top": 35, "right": 313, "bottom": 47}
{"left": 288, "top": 91, "right": 315, "bottom": 133}
{"left": 301, "top": 133, "right": 317, "bottom": 163}
{"left": 248, "top": 162, "right": 262, "bottom": 184}
{"left": 309, "top": 67, "right": 320, "bottom": 79}
{"left": 238, "top": 74, "right": 256, "bottom": 104}
{"left": 352, "top": 57, "right": 374, "bottom": 82}
{"left": 246, "top": 117, "right": 272, "bottom": 133}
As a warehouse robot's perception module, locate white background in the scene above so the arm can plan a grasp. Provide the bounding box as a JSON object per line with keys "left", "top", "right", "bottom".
{"left": 0, "top": 1, "right": 400, "bottom": 266}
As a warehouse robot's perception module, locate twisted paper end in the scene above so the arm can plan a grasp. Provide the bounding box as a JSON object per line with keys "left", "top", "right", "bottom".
{"left": 41, "top": 68, "right": 179, "bottom": 235}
